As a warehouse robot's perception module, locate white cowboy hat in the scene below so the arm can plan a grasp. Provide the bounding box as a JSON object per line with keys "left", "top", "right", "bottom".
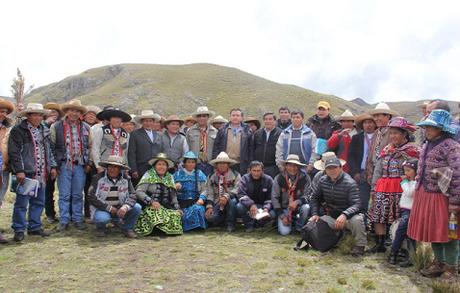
{"left": 19, "top": 103, "right": 49, "bottom": 117}
{"left": 210, "top": 152, "right": 237, "bottom": 166}
{"left": 99, "top": 155, "right": 130, "bottom": 170}
{"left": 85, "top": 105, "right": 102, "bottom": 115}
{"left": 211, "top": 115, "right": 228, "bottom": 124}
{"left": 368, "top": 102, "right": 399, "bottom": 116}
{"left": 135, "top": 110, "right": 161, "bottom": 123}
{"left": 335, "top": 109, "right": 355, "bottom": 121}
{"left": 192, "top": 106, "right": 215, "bottom": 118}
{"left": 281, "top": 154, "right": 306, "bottom": 167}
{"left": 61, "top": 99, "right": 87, "bottom": 114}
{"left": 313, "top": 152, "right": 346, "bottom": 171}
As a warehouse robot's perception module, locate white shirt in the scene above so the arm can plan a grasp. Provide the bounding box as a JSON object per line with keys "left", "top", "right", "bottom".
{"left": 361, "top": 132, "right": 374, "bottom": 171}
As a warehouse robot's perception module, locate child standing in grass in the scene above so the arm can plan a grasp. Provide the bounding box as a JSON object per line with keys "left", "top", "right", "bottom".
{"left": 388, "top": 159, "right": 417, "bottom": 266}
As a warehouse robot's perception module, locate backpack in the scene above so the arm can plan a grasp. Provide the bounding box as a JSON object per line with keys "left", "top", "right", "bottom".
{"left": 294, "top": 219, "right": 342, "bottom": 252}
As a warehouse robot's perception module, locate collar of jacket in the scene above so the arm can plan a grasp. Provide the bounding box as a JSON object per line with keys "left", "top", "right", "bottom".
{"left": 311, "top": 114, "right": 333, "bottom": 123}
{"left": 20, "top": 119, "right": 44, "bottom": 131}
{"left": 283, "top": 124, "right": 312, "bottom": 134}
{"left": 223, "top": 122, "right": 250, "bottom": 133}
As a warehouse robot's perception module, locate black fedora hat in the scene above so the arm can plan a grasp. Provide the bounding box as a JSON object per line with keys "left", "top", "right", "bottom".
{"left": 96, "top": 105, "right": 131, "bottom": 122}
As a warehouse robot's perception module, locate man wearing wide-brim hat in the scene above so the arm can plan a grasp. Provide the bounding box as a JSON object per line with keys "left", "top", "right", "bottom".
{"left": 92, "top": 106, "right": 131, "bottom": 173}
{"left": 128, "top": 110, "right": 163, "bottom": 186}
{"left": 309, "top": 153, "right": 367, "bottom": 256}
{"left": 43, "top": 102, "right": 64, "bottom": 127}
{"left": 271, "top": 154, "right": 311, "bottom": 236}
{"left": 244, "top": 116, "right": 261, "bottom": 133}
{"left": 160, "top": 115, "right": 189, "bottom": 166}
{"left": 327, "top": 110, "right": 357, "bottom": 174}
{"left": 9, "top": 103, "right": 58, "bottom": 242}
{"left": 186, "top": 106, "right": 218, "bottom": 176}
{"left": 87, "top": 155, "right": 141, "bottom": 238}
{"left": 0, "top": 98, "right": 14, "bottom": 243}
{"left": 182, "top": 115, "right": 196, "bottom": 134}
{"left": 206, "top": 152, "right": 241, "bottom": 232}
{"left": 49, "top": 99, "right": 91, "bottom": 231}
{"left": 211, "top": 115, "right": 228, "bottom": 130}
{"left": 83, "top": 105, "right": 102, "bottom": 127}
{"left": 365, "top": 102, "right": 400, "bottom": 184}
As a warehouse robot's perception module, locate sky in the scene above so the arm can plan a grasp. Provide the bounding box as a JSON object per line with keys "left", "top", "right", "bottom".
{"left": 1, "top": 0, "right": 460, "bottom": 103}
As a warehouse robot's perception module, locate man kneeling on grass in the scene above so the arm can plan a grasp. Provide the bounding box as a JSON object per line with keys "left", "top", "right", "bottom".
{"left": 309, "top": 154, "right": 367, "bottom": 256}
{"left": 88, "top": 155, "right": 141, "bottom": 238}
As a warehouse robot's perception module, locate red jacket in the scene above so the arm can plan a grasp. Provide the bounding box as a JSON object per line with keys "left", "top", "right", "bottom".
{"left": 327, "top": 129, "right": 357, "bottom": 173}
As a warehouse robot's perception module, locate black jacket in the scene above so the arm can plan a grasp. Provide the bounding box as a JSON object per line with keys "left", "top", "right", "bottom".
{"left": 252, "top": 127, "right": 282, "bottom": 167}
{"left": 128, "top": 128, "right": 163, "bottom": 177}
{"left": 348, "top": 132, "right": 365, "bottom": 177}
{"left": 306, "top": 115, "right": 341, "bottom": 140}
{"left": 237, "top": 173, "right": 273, "bottom": 210}
{"left": 310, "top": 172, "right": 361, "bottom": 219}
{"left": 8, "top": 119, "right": 57, "bottom": 177}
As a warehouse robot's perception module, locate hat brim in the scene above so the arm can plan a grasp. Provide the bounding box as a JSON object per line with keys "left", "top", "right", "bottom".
{"left": 99, "top": 161, "right": 130, "bottom": 170}
{"left": 19, "top": 109, "right": 50, "bottom": 117}
{"left": 164, "top": 119, "right": 184, "bottom": 126}
{"left": 335, "top": 116, "right": 356, "bottom": 122}
{"left": 61, "top": 105, "right": 87, "bottom": 114}
{"left": 97, "top": 109, "right": 132, "bottom": 122}
{"left": 388, "top": 125, "right": 417, "bottom": 134}
{"left": 148, "top": 157, "right": 175, "bottom": 169}
{"left": 0, "top": 101, "right": 15, "bottom": 114}
{"left": 282, "top": 160, "right": 307, "bottom": 167}
{"left": 209, "top": 158, "right": 237, "bottom": 167}
{"left": 417, "top": 120, "right": 458, "bottom": 135}
{"left": 355, "top": 115, "right": 376, "bottom": 129}
{"left": 192, "top": 110, "right": 215, "bottom": 118}
{"left": 313, "top": 159, "right": 346, "bottom": 171}
{"left": 368, "top": 109, "right": 400, "bottom": 117}
{"left": 135, "top": 114, "right": 161, "bottom": 124}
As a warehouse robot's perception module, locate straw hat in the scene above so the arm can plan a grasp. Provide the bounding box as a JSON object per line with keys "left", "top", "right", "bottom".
{"left": 368, "top": 102, "right": 399, "bottom": 116}
{"left": 209, "top": 152, "right": 237, "bottom": 166}
{"left": 44, "top": 102, "right": 63, "bottom": 117}
{"left": 191, "top": 106, "right": 215, "bottom": 118}
{"left": 184, "top": 116, "right": 196, "bottom": 124}
{"left": 335, "top": 109, "right": 355, "bottom": 122}
{"left": 85, "top": 105, "right": 102, "bottom": 115}
{"left": 99, "top": 155, "right": 130, "bottom": 170}
{"left": 0, "top": 98, "right": 15, "bottom": 115}
{"left": 164, "top": 115, "right": 184, "bottom": 126}
{"left": 148, "top": 153, "right": 175, "bottom": 169}
{"left": 244, "top": 116, "right": 261, "bottom": 129}
{"left": 355, "top": 113, "right": 376, "bottom": 129}
{"left": 61, "top": 99, "right": 87, "bottom": 114}
{"left": 281, "top": 154, "right": 306, "bottom": 167}
{"left": 313, "top": 152, "right": 346, "bottom": 171}
{"left": 135, "top": 110, "right": 161, "bottom": 123}
{"left": 212, "top": 115, "right": 228, "bottom": 124}
{"left": 19, "top": 103, "right": 49, "bottom": 117}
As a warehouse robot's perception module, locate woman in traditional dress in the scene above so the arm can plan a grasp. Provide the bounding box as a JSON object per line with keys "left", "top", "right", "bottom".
{"left": 134, "top": 153, "right": 183, "bottom": 236}
{"left": 369, "top": 117, "right": 419, "bottom": 253}
{"left": 408, "top": 109, "right": 460, "bottom": 280}
{"left": 173, "top": 151, "right": 208, "bottom": 232}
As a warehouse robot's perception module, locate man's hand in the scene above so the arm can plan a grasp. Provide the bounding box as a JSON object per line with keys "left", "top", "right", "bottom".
{"left": 288, "top": 200, "right": 298, "bottom": 210}
{"left": 84, "top": 165, "right": 92, "bottom": 174}
{"left": 219, "top": 196, "right": 228, "bottom": 207}
{"left": 50, "top": 168, "right": 57, "bottom": 180}
{"left": 151, "top": 201, "right": 161, "bottom": 210}
{"left": 16, "top": 172, "right": 26, "bottom": 184}
{"left": 175, "top": 183, "right": 182, "bottom": 190}
{"left": 117, "top": 206, "right": 128, "bottom": 218}
{"left": 196, "top": 199, "right": 205, "bottom": 206}
{"left": 309, "top": 215, "right": 320, "bottom": 223}
{"left": 335, "top": 214, "right": 347, "bottom": 230}
{"left": 249, "top": 205, "right": 258, "bottom": 218}
{"left": 205, "top": 208, "right": 213, "bottom": 219}
{"left": 177, "top": 209, "right": 184, "bottom": 217}
{"left": 131, "top": 171, "right": 139, "bottom": 179}
{"left": 97, "top": 167, "right": 105, "bottom": 174}
{"left": 109, "top": 206, "right": 118, "bottom": 216}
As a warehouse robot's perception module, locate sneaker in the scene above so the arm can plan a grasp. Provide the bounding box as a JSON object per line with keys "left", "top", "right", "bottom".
{"left": 74, "top": 222, "right": 87, "bottom": 230}
{"left": 122, "top": 230, "right": 137, "bottom": 239}
{"left": 28, "top": 229, "right": 50, "bottom": 237}
{"left": 58, "top": 223, "right": 69, "bottom": 232}
{"left": 351, "top": 246, "right": 365, "bottom": 257}
{"left": 14, "top": 232, "right": 24, "bottom": 242}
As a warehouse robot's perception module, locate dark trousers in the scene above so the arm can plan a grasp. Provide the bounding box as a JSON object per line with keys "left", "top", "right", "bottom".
{"left": 44, "top": 177, "right": 56, "bottom": 218}
{"left": 391, "top": 209, "right": 415, "bottom": 253}
{"left": 208, "top": 199, "right": 236, "bottom": 228}
{"left": 263, "top": 165, "right": 279, "bottom": 178}
{"left": 197, "top": 162, "right": 214, "bottom": 177}
{"left": 84, "top": 166, "right": 97, "bottom": 218}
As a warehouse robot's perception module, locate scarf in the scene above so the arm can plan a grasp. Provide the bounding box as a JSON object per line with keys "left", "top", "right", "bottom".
{"left": 285, "top": 173, "right": 300, "bottom": 222}
{"left": 27, "top": 122, "right": 46, "bottom": 183}
{"left": 110, "top": 126, "right": 123, "bottom": 156}
{"left": 64, "top": 119, "right": 82, "bottom": 167}
{"left": 199, "top": 127, "right": 208, "bottom": 162}
{"left": 139, "top": 168, "right": 176, "bottom": 189}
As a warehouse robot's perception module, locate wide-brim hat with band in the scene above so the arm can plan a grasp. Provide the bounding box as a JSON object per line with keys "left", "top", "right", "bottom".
{"left": 148, "top": 153, "right": 175, "bottom": 169}
{"left": 184, "top": 116, "right": 196, "bottom": 123}
{"left": 135, "top": 110, "right": 161, "bottom": 123}
{"left": 314, "top": 152, "right": 346, "bottom": 171}
{"left": 355, "top": 113, "right": 376, "bottom": 129}
{"left": 164, "top": 115, "right": 184, "bottom": 126}
{"left": 85, "top": 105, "right": 102, "bottom": 115}
{"left": 211, "top": 115, "right": 228, "bottom": 124}
{"left": 368, "top": 102, "right": 400, "bottom": 116}
{"left": 244, "top": 116, "right": 261, "bottom": 129}
{"left": 99, "top": 155, "right": 130, "bottom": 170}
{"left": 210, "top": 152, "right": 237, "bottom": 167}
{"left": 282, "top": 154, "right": 306, "bottom": 167}
{"left": 61, "top": 99, "right": 87, "bottom": 114}
{"left": 192, "top": 106, "right": 215, "bottom": 118}
{"left": 19, "top": 103, "right": 50, "bottom": 117}
{"left": 96, "top": 106, "right": 131, "bottom": 122}
{"left": 0, "top": 98, "right": 15, "bottom": 115}
{"left": 387, "top": 117, "right": 417, "bottom": 134}
{"left": 417, "top": 109, "right": 457, "bottom": 135}
{"left": 44, "top": 102, "right": 64, "bottom": 117}
{"left": 335, "top": 109, "right": 355, "bottom": 122}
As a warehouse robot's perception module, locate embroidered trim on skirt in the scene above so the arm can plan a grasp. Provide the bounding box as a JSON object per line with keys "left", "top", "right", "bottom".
{"left": 135, "top": 206, "right": 183, "bottom": 236}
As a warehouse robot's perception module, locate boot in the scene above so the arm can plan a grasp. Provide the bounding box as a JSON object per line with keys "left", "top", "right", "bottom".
{"left": 440, "top": 264, "right": 458, "bottom": 281}
{"left": 387, "top": 251, "right": 398, "bottom": 265}
{"left": 421, "top": 260, "right": 446, "bottom": 278}
{"left": 369, "top": 235, "right": 387, "bottom": 253}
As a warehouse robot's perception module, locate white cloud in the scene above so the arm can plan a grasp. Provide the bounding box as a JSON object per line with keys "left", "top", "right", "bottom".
{"left": 1, "top": 0, "right": 459, "bottom": 103}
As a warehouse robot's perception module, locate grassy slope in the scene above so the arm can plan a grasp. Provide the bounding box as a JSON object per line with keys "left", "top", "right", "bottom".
{"left": 0, "top": 193, "right": 437, "bottom": 293}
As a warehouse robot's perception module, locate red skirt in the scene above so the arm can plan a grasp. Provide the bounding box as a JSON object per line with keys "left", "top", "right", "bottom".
{"left": 408, "top": 186, "right": 460, "bottom": 242}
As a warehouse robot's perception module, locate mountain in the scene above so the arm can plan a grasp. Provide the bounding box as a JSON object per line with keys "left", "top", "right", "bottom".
{"left": 350, "top": 98, "right": 369, "bottom": 107}
{"left": 26, "top": 63, "right": 365, "bottom": 117}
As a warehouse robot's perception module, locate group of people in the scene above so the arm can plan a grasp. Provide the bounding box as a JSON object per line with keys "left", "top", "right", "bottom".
{"left": 0, "top": 96, "right": 459, "bottom": 280}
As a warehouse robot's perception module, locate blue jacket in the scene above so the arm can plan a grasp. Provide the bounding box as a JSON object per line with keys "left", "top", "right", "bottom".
{"left": 275, "top": 124, "right": 317, "bottom": 168}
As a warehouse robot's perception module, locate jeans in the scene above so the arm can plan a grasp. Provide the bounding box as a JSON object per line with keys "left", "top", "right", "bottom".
{"left": 277, "top": 204, "right": 310, "bottom": 236}
{"left": 235, "top": 203, "right": 276, "bottom": 228}
{"left": 57, "top": 164, "right": 86, "bottom": 224}
{"left": 12, "top": 185, "right": 46, "bottom": 232}
{"left": 197, "top": 162, "right": 214, "bottom": 177}
{"left": 94, "top": 203, "right": 142, "bottom": 231}
{"left": 391, "top": 209, "right": 415, "bottom": 253}
{"left": 44, "top": 176, "right": 57, "bottom": 218}
{"left": 0, "top": 170, "right": 9, "bottom": 204}
{"left": 208, "top": 198, "right": 236, "bottom": 228}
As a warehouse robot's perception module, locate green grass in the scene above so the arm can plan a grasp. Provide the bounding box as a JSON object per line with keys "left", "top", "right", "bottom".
{"left": 0, "top": 192, "right": 449, "bottom": 292}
